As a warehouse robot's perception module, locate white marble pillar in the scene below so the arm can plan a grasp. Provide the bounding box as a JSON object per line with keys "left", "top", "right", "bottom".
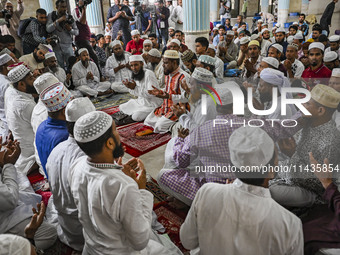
{"left": 86, "top": 0, "right": 104, "bottom": 34}
{"left": 210, "top": 0, "right": 219, "bottom": 23}
{"left": 39, "top": 0, "right": 54, "bottom": 13}
{"left": 261, "top": 0, "right": 269, "bottom": 13}
{"left": 301, "top": 0, "right": 309, "bottom": 15}
{"left": 183, "top": 0, "right": 210, "bottom": 52}
{"left": 278, "top": 0, "right": 290, "bottom": 26}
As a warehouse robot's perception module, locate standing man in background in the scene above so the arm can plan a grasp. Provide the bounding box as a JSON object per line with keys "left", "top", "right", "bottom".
{"left": 155, "top": 0, "right": 170, "bottom": 46}
{"left": 171, "top": 0, "right": 183, "bottom": 31}
{"left": 320, "top": 0, "right": 338, "bottom": 36}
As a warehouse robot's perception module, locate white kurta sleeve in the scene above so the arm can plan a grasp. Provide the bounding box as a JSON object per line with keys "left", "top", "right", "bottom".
{"left": 215, "top": 59, "right": 224, "bottom": 79}
{"left": 0, "top": 164, "right": 19, "bottom": 211}
{"left": 286, "top": 220, "right": 304, "bottom": 255}
{"left": 72, "top": 64, "right": 88, "bottom": 87}
{"left": 91, "top": 62, "right": 100, "bottom": 83}
{"left": 118, "top": 183, "right": 154, "bottom": 251}
{"left": 105, "top": 57, "right": 116, "bottom": 81}
{"left": 130, "top": 71, "right": 159, "bottom": 99}
{"left": 294, "top": 62, "right": 305, "bottom": 78}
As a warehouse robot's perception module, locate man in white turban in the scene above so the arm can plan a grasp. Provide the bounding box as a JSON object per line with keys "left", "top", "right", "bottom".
{"left": 71, "top": 48, "right": 113, "bottom": 97}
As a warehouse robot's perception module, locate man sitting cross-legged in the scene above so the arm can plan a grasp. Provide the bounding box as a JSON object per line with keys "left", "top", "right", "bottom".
{"left": 112, "top": 55, "right": 162, "bottom": 126}
{"left": 72, "top": 48, "right": 113, "bottom": 97}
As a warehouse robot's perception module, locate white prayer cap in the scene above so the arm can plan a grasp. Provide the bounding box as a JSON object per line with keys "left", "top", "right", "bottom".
{"left": 40, "top": 83, "right": 73, "bottom": 112}
{"left": 250, "top": 34, "right": 259, "bottom": 41}
{"left": 262, "top": 57, "right": 279, "bottom": 69}
{"left": 324, "top": 51, "right": 339, "bottom": 62}
{"left": 65, "top": 97, "right": 96, "bottom": 122}
{"left": 0, "top": 234, "right": 31, "bottom": 255}
{"left": 129, "top": 55, "right": 144, "bottom": 63}
{"left": 78, "top": 48, "right": 89, "bottom": 55}
{"left": 143, "top": 39, "right": 152, "bottom": 46}
{"left": 332, "top": 68, "right": 340, "bottom": 78}
{"left": 240, "top": 37, "right": 250, "bottom": 45}
{"left": 7, "top": 63, "right": 30, "bottom": 83}
{"left": 311, "top": 84, "right": 340, "bottom": 108}
{"left": 260, "top": 68, "right": 286, "bottom": 87}
{"left": 0, "top": 53, "right": 13, "bottom": 66}
{"left": 45, "top": 52, "right": 56, "bottom": 60}
{"left": 270, "top": 43, "right": 283, "bottom": 53}
{"left": 104, "top": 31, "right": 111, "bottom": 37}
{"left": 131, "top": 29, "right": 140, "bottom": 36}
{"left": 191, "top": 67, "right": 214, "bottom": 84}
{"left": 261, "top": 28, "right": 269, "bottom": 34}
{"left": 198, "top": 55, "right": 215, "bottom": 65}
{"left": 237, "top": 28, "right": 243, "bottom": 33}
{"left": 226, "top": 30, "right": 234, "bottom": 35}
{"left": 208, "top": 44, "right": 215, "bottom": 51}
{"left": 38, "top": 43, "right": 53, "bottom": 53}
{"left": 329, "top": 35, "right": 340, "bottom": 42}
{"left": 168, "top": 27, "right": 175, "bottom": 30}
{"left": 309, "top": 42, "right": 325, "bottom": 52}
{"left": 142, "top": 1, "right": 148, "bottom": 5}
{"left": 74, "top": 111, "right": 113, "bottom": 143}
{"left": 33, "top": 73, "right": 59, "bottom": 94}
{"left": 287, "top": 42, "right": 299, "bottom": 51}
{"left": 141, "top": 34, "right": 148, "bottom": 39}
{"left": 257, "top": 19, "right": 263, "bottom": 23}
{"left": 293, "top": 32, "right": 304, "bottom": 40}
{"left": 163, "top": 50, "right": 179, "bottom": 59}
{"left": 293, "top": 21, "right": 298, "bottom": 25}
{"left": 213, "top": 27, "right": 218, "bottom": 31}
{"left": 262, "top": 22, "right": 268, "bottom": 26}
{"left": 275, "top": 23, "right": 281, "bottom": 28}
{"left": 148, "top": 48, "right": 161, "bottom": 58}
{"left": 287, "top": 36, "right": 294, "bottom": 44}
{"left": 110, "top": 40, "right": 122, "bottom": 48}
{"left": 229, "top": 126, "right": 274, "bottom": 169}
{"left": 259, "top": 12, "right": 263, "bottom": 15}
{"left": 276, "top": 26, "right": 286, "bottom": 34}
{"left": 214, "top": 82, "right": 235, "bottom": 105}
{"left": 171, "top": 39, "right": 181, "bottom": 46}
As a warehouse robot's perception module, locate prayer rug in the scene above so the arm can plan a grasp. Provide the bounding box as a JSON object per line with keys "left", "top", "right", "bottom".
{"left": 117, "top": 123, "right": 171, "bottom": 157}
{"left": 27, "top": 169, "right": 51, "bottom": 206}
{"left": 100, "top": 105, "right": 120, "bottom": 115}
{"left": 92, "top": 93, "right": 136, "bottom": 111}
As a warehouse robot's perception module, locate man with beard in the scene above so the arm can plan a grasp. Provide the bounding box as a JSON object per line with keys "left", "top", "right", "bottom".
{"left": 19, "top": 44, "right": 52, "bottom": 76}
{"left": 35, "top": 82, "right": 73, "bottom": 178}
{"left": 44, "top": 52, "right": 68, "bottom": 85}
{"left": 207, "top": 44, "right": 224, "bottom": 80}
{"left": 181, "top": 49, "right": 197, "bottom": 75}
{"left": 329, "top": 69, "right": 340, "bottom": 131}
{"left": 168, "top": 27, "right": 175, "bottom": 43}
{"left": 325, "top": 35, "right": 340, "bottom": 60}
{"left": 307, "top": 25, "right": 322, "bottom": 43}
{"left": 145, "top": 50, "right": 190, "bottom": 133}
{"left": 240, "top": 40, "right": 262, "bottom": 79}
{"left": 216, "top": 30, "right": 238, "bottom": 66}
{"left": 5, "top": 63, "right": 37, "bottom": 174}
{"left": 45, "top": 97, "right": 95, "bottom": 252}
{"left": 251, "top": 32, "right": 271, "bottom": 57}
{"left": 283, "top": 43, "right": 305, "bottom": 78}
{"left": 69, "top": 111, "right": 183, "bottom": 255}
{"left": 147, "top": 49, "right": 164, "bottom": 87}
{"left": 261, "top": 28, "right": 271, "bottom": 41}
{"left": 324, "top": 51, "right": 340, "bottom": 71}
{"left": 72, "top": 48, "right": 113, "bottom": 97}
{"left": 112, "top": 55, "right": 162, "bottom": 125}
{"left": 267, "top": 44, "right": 288, "bottom": 76}
{"left": 269, "top": 26, "right": 288, "bottom": 61}
{"left": 302, "top": 42, "right": 332, "bottom": 87}
{"left": 105, "top": 40, "right": 132, "bottom": 93}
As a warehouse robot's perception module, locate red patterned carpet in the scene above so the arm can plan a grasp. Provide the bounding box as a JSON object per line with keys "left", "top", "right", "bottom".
{"left": 100, "top": 105, "right": 120, "bottom": 115}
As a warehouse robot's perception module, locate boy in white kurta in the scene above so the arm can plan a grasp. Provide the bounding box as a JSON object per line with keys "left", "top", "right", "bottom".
{"left": 69, "top": 111, "right": 182, "bottom": 255}
{"left": 119, "top": 55, "right": 162, "bottom": 122}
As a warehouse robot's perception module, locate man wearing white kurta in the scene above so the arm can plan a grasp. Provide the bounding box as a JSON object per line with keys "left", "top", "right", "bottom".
{"left": 46, "top": 98, "right": 96, "bottom": 251}
{"left": 72, "top": 48, "right": 112, "bottom": 97}
{"left": 119, "top": 55, "right": 162, "bottom": 122}
{"left": 69, "top": 111, "right": 181, "bottom": 255}
{"left": 44, "top": 52, "right": 67, "bottom": 85}
{"left": 180, "top": 126, "right": 304, "bottom": 255}
{"left": 5, "top": 64, "right": 37, "bottom": 174}
{"left": 105, "top": 40, "right": 132, "bottom": 93}
{"left": 0, "top": 54, "right": 15, "bottom": 139}
{"left": 170, "top": 0, "right": 183, "bottom": 31}
{"left": 330, "top": 68, "right": 340, "bottom": 131}
{"left": 148, "top": 49, "right": 165, "bottom": 88}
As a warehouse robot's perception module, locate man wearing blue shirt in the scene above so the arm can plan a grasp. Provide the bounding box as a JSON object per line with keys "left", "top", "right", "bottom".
{"left": 298, "top": 13, "right": 309, "bottom": 37}
{"left": 233, "top": 15, "right": 249, "bottom": 31}
{"left": 213, "top": 25, "right": 226, "bottom": 47}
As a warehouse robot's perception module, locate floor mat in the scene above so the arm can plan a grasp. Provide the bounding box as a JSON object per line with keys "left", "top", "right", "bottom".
{"left": 100, "top": 105, "right": 120, "bottom": 115}
{"left": 92, "top": 93, "right": 136, "bottom": 111}
{"left": 118, "top": 122, "right": 171, "bottom": 157}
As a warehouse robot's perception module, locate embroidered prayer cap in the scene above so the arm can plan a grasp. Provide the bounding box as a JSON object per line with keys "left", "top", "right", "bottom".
{"left": 0, "top": 234, "right": 31, "bottom": 255}
{"left": 148, "top": 48, "right": 161, "bottom": 58}
{"left": 226, "top": 30, "right": 234, "bottom": 35}
{"left": 163, "top": 50, "right": 179, "bottom": 59}
{"left": 250, "top": 34, "right": 259, "bottom": 41}
{"left": 287, "top": 42, "right": 299, "bottom": 51}
{"left": 287, "top": 36, "right": 294, "bottom": 44}
{"left": 191, "top": 67, "right": 214, "bottom": 84}
{"left": 131, "top": 29, "right": 140, "bottom": 36}
{"left": 45, "top": 52, "right": 56, "bottom": 60}
{"left": 208, "top": 44, "right": 216, "bottom": 51}
{"left": 270, "top": 43, "right": 283, "bottom": 53}
{"left": 329, "top": 35, "right": 340, "bottom": 42}
{"left": 248, "top": 40, "right": 260, "bottom": 47}
{"left": 198, "top": 55, "right": 216, "bottom": 66}
{"left": 0, "top": 53, "right": 13, "bottom": 66}
{"left": 324, "top": 51, "right": 338, "bottom": 62}
{"left": 74, "top": 111, "right": 113, "bottom": 143}
{"left": 143, "top": 39, "right": 152, "bottom": 46}
{"left": 7, "top": 63, "right": 30, "bottom": 83}
{"left": 276, "top": 27, "right": 286, "bottom": 34}
{"left": 240, "top": 37, "right": 250, "bottom": 45}
{"left": 311, "top": 84, "right": 340, "bottom": 108}
{"left": 129, "top": 55, "right": 144, "bottom": 63}
{"left": 65, "top": 97, "right": 96, "bottom": 122}
{"left": 294, "top": 33, "right": 304, "bottom": 40}
{"left": 110, "top": 40, "right": 123, "bottom": 48}
{"left": 229, "top": 126, "right": 275, "bottom": 169}
{"left": 262, "top": 57, "right": 279, "bottom": 69}
{"left": 181, "top": 49, "right": 195, "bottom": 62}
{"left": 308, "top": 42, "right": 325, "bottom": 52}
{"left": 38, "top": 43, "right": 52, "bottom": 53}
{"left": 78, "top": 48, "right": 89, "bottom": 55}
{"left": 261, "top": 28, "right": 269, "bottom": 34}
{"left": 332, "top": 68, "right": 340, "bottom": 78}
{"left": 214, "top": 81, "right": 236, "bottom": 105}
{"left": 33, "top": 73, "right": 59, "bottom": 94}
{"left": 40, "top": 82, "right": 73, "bottom": 112}
{"left": 170, "top": 39, "right": 181, "bottom": 46}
